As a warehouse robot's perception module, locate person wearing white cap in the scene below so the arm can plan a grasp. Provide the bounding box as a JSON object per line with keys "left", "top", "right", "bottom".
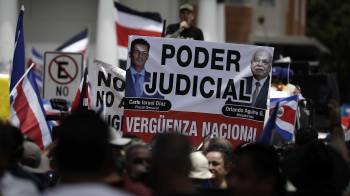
{"left": 165, "top": 3, "right": 204, "bottom": 40}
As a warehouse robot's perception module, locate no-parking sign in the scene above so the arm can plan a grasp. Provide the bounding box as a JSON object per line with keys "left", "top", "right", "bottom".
{"left": 43, "top": 52, "right": 83, "bottom": 102}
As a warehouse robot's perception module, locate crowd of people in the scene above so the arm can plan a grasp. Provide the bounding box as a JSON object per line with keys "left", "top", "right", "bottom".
{"left": 0, "top": 106, "right": 350, "bottom": 196}
{"left": 1, "top": 2, "right": 349, "bottom": 196}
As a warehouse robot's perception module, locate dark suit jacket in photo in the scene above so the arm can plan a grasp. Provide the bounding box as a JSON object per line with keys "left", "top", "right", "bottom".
{"left": 125, "top": 68, "right": 164, "bottom": 99}
{"left": 225, "top": 76, "right": 270, "bottom": 109}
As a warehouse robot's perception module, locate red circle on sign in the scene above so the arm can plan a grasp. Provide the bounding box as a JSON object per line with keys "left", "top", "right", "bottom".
{"left": 48, "top": 54, "right": 79, "bottom": 85}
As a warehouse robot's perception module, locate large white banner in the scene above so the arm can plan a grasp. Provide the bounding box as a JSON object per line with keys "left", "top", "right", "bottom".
{"left": 123, "top": 36, "right": 274, "bottom": 147}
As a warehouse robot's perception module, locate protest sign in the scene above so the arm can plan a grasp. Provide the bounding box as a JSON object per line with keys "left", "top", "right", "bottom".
{"left": 89, "top": 60, "right": 125, "bottom": 131}
{"left": 123, "top": 36, "right": 274, "bottom": 147}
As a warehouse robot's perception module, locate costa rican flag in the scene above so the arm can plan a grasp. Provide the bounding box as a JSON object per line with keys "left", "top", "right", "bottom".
{"left": 259, "top": 95, "right": 298, "bottom": 144}
{"left": 114, "top": 1, "right": 163, "bottom": 68}
{"left": 10, "top": 6, "right": 51, "bottom": 149}
{"left": 10, "top": 67, "right": 52, "bottom": 149}
{"left": 270, "top": 95, "right": 298, "bottom": 141}
{"left": 71, "top": 67, "right": 91, "bottom": 112}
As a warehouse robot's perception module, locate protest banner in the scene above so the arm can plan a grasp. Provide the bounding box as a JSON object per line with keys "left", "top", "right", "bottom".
{"left": 89, "top": 60, "right": 125, "bottom": 132}
{"left": 123, "top": 36, "right": 274, "bottom": 147}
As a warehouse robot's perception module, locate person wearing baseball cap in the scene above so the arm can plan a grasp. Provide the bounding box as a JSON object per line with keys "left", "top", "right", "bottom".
{"left": 165, "top": 3, "right": 204, "bottom": 40}
{"left": 179, "top": 3, "right": 194, "bottom": 12}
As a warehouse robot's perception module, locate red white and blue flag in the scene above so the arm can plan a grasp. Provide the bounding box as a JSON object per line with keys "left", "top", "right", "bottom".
{"left": 114, "top": 1, "right": 163, "bottom": 68}
{"left": 258, "top": 95, "right": 298, "bottom": 144}
{"left": 10, "top": 6, "right": 51, "bottom": 149}
{"left": 270, "top": 95, "right": 298, "bottom": 141}
{"left": 71, "top": 67, "right": 91, "bottom": 112}
{"left": 56, "top": 28, "right": 89, "bottom": 55}
{"left": 10, "top": 67, "right": 52, "bottom": 149}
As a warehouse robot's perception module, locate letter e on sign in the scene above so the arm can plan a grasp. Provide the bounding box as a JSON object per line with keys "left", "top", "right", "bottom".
{"left": 43, "top": 52, "right": 83, "bottom": 102}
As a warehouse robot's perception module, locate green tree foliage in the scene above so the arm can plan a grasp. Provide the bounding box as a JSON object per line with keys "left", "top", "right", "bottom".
{"left": 307, "top": 1, "right": 350, "bottom": 102}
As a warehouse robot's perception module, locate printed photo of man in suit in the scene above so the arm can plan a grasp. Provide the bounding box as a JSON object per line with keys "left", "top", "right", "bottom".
{"left": 248, "top": 49, "right": 272, "bottom": 108}
{"left": 125, "top": 38, "right": 163, "bottom": 99}
{"left": 225, "top": 49, "right": 272, "bottom": 109}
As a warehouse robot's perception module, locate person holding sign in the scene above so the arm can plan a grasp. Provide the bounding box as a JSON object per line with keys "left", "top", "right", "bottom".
{"left": 226, "top": 49, "right": 272, "bottom": 109}
{"left": 125, "top": 38, "right": 163, "bottom": 99}
{"left": 165, "top": 3, "right": 204, "bottom": 40}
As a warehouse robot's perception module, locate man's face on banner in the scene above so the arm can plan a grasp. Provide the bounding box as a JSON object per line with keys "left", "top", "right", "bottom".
{"left": 131, "top": 44, "right": 149, "bottom": 71}
{"left": 251, "top": 50, "right": 272, "bottom": 81}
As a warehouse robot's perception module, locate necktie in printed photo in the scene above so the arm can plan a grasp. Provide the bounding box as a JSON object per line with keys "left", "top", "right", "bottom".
{"left": 134, "top": 73, "right": 142, "bottom": 97}
{"left": 252, "top": 82, "right": 260, "bottom": 105}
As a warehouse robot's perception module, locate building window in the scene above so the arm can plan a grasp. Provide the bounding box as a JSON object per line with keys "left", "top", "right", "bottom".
{"left": 258, "top": 0, "right": 275, "bottom": 6}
